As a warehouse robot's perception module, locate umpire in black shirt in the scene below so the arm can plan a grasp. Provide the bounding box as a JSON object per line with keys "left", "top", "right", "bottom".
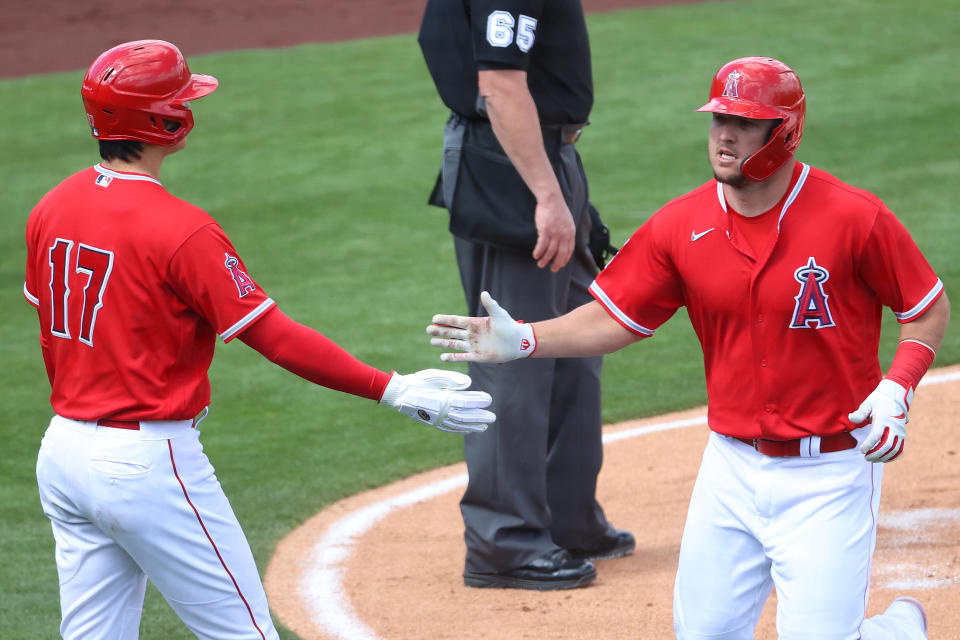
{"left": 419, "top": 0, "right": 633, "bottom": 590}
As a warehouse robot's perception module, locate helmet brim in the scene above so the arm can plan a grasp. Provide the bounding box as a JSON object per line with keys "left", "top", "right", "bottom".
{"left": 174, "top": 73, "right": 219, "bottom": 104}
{"left": 696, "top": 97, "right": 784, "bottom": 120}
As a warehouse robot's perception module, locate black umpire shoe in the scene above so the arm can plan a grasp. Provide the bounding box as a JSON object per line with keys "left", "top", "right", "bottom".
{"left": 568, "top": 527, "right": 636, "bottom": 561}
{"left": 463, "top": 549, "right": 596, "bottom": 590}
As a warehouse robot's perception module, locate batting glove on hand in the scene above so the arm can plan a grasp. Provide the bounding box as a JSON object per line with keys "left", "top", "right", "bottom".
{"left": 427, "top": 291, "right": 536, "bottom": 364}
{"left": 380, "top": 369, "right": 494, "bottom": 434}
{"left": 849, "top": 379, "right": 914, "bottom": 463}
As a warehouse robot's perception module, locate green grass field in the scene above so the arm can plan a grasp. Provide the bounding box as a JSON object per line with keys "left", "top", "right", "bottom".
{"left": 1, "top": 0, "right": 956, "bottom": 636}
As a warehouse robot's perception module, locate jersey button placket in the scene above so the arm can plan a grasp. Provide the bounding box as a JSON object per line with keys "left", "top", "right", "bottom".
{"left": 750, "top": 267, "right": 777, "bottom": 430}
{"left": 748, "top": 279, "right": 770, "bottom": 402}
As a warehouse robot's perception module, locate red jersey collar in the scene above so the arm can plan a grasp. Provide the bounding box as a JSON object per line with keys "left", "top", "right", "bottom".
{"left": 715, "top": 162, "right": 810, "bottom": 233}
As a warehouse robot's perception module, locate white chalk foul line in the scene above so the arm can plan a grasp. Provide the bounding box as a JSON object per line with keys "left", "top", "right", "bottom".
{"left": 300, "top": 370, "right": 959, "bottom": 640}
{"left": 300, "top": 473, "right": 469, "bottom": 640}
{"left": 919, "top": 369, "right": 960, "bottom": 386}
{"left": 875, "top": 507, "right": 960, "bottom": 589}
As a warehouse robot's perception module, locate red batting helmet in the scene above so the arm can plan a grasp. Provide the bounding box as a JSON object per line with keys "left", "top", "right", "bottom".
{"left": 81, "top": 40, "right": 218, "bottom": 145}
{"left": 696, "top": 57, "right": 805, "bottom": 182}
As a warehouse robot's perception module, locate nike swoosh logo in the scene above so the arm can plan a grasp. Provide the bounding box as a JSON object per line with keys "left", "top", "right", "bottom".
{"left": 691, "top": 228, "right": 715, "bottom": 242}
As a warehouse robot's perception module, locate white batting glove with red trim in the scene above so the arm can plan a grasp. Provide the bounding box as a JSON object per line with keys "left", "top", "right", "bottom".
{"left": 427, "top": 291, "right": 536, "bottom": 364}
{"left": 380, "top": 369, "right": 494, "bottom": 434}
{"left": 849, "top": 379, "right": 914, "bottom": 463}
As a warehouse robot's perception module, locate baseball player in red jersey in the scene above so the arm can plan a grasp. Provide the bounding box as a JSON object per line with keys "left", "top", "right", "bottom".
{"left": 23, "top": 40, "right": 494, "bottom": 639}
{"left": 428, "top": 57, "right": 949, "bottom": 638}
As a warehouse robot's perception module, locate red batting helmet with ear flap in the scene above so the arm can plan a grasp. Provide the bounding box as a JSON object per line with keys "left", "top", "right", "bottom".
{"left": 81, "top": 40, "right": 218, "bottom": 146}
{"left": 696, "top": 57, "right": 805, "bottom": 182}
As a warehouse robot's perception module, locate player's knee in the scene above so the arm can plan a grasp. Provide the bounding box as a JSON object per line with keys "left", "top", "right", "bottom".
{"left": 674, "top": 598, "right": 757, "bottom": 639}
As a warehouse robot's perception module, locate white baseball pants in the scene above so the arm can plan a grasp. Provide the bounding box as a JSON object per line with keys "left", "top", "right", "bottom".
{"left": 673, "top": 430, "right": 925, "bottom": 640}
{"left": 36, "top": 415, "right": 279, "bottom": 640}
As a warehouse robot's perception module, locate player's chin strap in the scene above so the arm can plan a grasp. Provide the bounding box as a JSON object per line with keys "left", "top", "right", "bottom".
{"left": 379, "top": 369, "right": 495, "bottom": 434}
{"left": 849, "top": 339, "right": 936, "bottom": 464}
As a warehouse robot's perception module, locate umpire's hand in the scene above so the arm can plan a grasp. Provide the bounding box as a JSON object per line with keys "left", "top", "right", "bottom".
{"left": 533, "top": 193, "right": 576, "bottom": 272}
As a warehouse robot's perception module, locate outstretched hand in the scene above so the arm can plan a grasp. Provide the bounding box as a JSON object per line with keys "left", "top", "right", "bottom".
{"left": 427, "top": 291, "right": 536, "bottom": 363}
{"left": 380, "top": 369, "right": 494, "bottom": 434}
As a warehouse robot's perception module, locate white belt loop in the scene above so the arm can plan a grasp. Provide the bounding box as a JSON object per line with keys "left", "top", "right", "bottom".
{"left": 52, "top": 415, "right": 102, "bottom": 435}
{"left": 800, "top": 435, "right": 822, "bottom": 458}
{"left": 138, "top": 419, "right": 197, "bottom": 440}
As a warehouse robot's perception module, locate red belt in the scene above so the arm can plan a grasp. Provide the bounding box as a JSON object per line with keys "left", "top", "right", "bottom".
{"left": 735, "top": 432, "right": 858, "bottom": 457}
{"left": 96, "top": 416, "right": 201, "bottom": 430}
{"left": 97, "top": 418, "right": 141, "bottom": 430}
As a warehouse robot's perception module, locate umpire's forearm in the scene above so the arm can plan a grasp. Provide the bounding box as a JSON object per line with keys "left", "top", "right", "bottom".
{"left": 478, "top": 69, "right": 563, "bottom": 204}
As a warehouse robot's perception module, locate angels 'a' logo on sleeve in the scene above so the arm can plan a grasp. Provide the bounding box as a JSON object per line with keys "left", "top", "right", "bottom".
{"left": 224, "top": 253, "right": 256, "bottom": 298}
{"left": 789, "top": 257, "right": 836, "bottom": 329}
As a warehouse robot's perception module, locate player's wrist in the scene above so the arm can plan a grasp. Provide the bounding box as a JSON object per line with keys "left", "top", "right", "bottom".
{"left": 511, "top": 321, "right": 536, "bottom": 359}
{"left": 884, "top": 339, "right": 936, "bottom": 398}
{"left": 379, "top": 371, "right": 405, "bottom": 406}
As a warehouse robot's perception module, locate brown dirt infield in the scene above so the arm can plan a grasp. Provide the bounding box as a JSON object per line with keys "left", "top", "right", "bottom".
{"left": 12, "top": 2, "right": 957, "bottom": 639}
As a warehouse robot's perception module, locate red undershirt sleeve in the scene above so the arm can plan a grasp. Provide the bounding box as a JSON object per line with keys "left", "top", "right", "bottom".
{"left": 38, "top": 320, "right": 55, "bottom": 386}
{"left": 237, "top": 306, "right": 392, "bottom": 402}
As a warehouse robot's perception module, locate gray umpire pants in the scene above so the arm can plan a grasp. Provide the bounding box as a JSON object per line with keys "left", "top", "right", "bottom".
{"left": 443, "top": 117, "right": 611, "bottom": 574}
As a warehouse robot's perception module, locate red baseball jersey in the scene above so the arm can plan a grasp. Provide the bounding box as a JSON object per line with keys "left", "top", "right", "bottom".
{"left": 23, "top": 164, "right": 275, "bottom": 421}
{"left": 591, "top": 163, "right": 943, "bottom": 440}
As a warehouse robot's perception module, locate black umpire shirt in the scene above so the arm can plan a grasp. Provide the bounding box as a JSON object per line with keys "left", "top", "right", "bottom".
{"left": 418, "top": 0, "right": 593, "bottom": 126}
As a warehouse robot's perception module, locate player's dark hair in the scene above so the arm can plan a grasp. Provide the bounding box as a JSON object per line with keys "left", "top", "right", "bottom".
{"left": 765, "top": 119, "right": 783, "bottom": 143}
{"left": 98, "top": 139, "right": 144, "bottom": 162}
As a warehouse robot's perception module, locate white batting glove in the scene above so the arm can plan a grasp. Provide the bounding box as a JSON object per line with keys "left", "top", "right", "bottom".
{"left": 427, "top": 291, "right": 536, "bottom": 363}
{"left": 379, "top": 369, "right": 494, "bottom": 434}
{"left": 849, "top": 379, "right": 914, "bottom": 463}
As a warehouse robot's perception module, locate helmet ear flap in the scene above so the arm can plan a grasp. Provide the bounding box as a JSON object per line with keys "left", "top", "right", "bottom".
{"left": 741, "top": 119, "right": 793, "bottom": 182}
